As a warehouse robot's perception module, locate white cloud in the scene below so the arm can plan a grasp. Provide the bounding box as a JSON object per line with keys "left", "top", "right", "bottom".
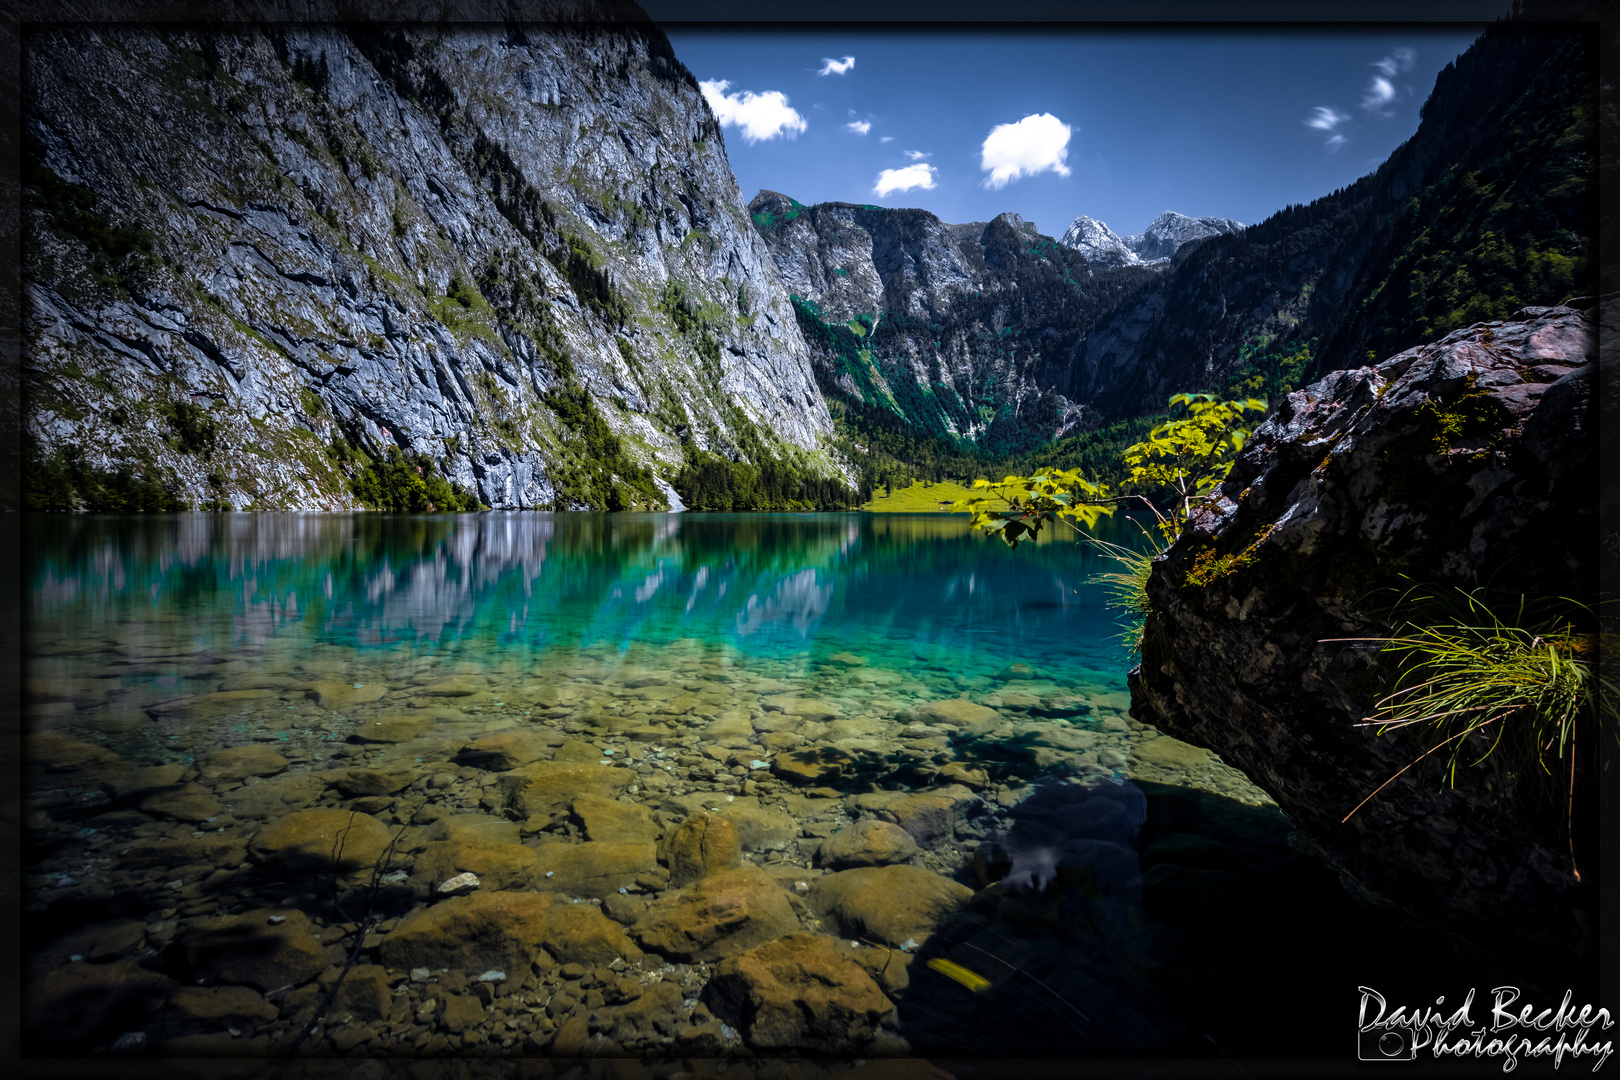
{"left": 1361, "top": 75, "right": 1395, "bottom": 111}
{"left": 699, "top": 79, "right": 808, "bottom": 144}
{"left": 879, "top": 136, "right": 894, "bottom": 143}
{"left": 818, "top": 56, "right": 855, "bottom": 76}
{"left": 846, "top": 120, "right": 871, "bottom": 135}
{"left": 1361, "top": 50, "right": 1412, "bottom": 114}
{"left": 905, "top": 150, "right": 930, "bottom": 160}
{"left": 1325, "top": 133, "right": 1347, "bottom": 152}
{"left": 874, "top": 163, "right": 937, "bottom": 198}
{"left": 1306, "top": 106, "right": 1348, "bottom": 131}
{"left": 979, "top": 112, "right": 1072, "bottom": 190}
{"left": 1372, "top": 47, "right": 1416, "bottom": 78}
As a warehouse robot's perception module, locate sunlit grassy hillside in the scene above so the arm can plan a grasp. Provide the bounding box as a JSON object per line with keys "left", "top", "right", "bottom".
{"left": 860, "top": 478, "right": 977, "bottom": 513}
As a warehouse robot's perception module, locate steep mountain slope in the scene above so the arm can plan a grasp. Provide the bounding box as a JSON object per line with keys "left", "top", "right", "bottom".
{"left": 1060, "top": 16, "right": 1595, "bottom": 421}
{"left": 23, "top": 13, "right": 849, "bottom": 511}
{"left": 749, "top": 193, "right": 1159, "bottom": 455}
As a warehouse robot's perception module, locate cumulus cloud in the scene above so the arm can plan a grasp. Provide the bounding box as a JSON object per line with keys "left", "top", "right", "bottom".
{"left": 699, "top": 80, "right": 808, "bottom": 144}
{"left": 905, "top": 149, "right": 929, "bottom": 160}
{"left": 818, "top": 55, "right": 855, "bottom": 76}
{"left": 846, "top": 120, "right": 871, "bottom": 135}
{"left": 874, "top": 163, "right": 937, "bottom": 198}
{"left": 979, "top": 112, "right": 1072, "bottom": 190}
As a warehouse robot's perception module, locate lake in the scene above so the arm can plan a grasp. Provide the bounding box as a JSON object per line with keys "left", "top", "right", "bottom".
{"left": 22, "top": 512, "right": 1471, "bottom": 1061}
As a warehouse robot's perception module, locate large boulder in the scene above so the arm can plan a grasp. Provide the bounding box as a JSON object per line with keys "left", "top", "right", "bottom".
{"left": 1130, "top": 304, "right": 1602, "bottom": 967}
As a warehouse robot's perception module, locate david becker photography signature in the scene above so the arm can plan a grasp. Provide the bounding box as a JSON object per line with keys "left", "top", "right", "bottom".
{"left": 1359, "top": 986, "right": 1614, "bottom": 1070}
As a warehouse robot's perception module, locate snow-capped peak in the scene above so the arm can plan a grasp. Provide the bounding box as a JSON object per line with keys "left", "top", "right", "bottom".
{"left": 1059, "top": 210, "right": 1245, "bottom": 266}
{"left": 1058, "top": 214, "right": 1141, "bottom": 266}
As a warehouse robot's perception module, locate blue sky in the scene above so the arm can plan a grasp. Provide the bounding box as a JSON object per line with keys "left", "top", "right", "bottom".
{"left": 659, "top": 27, "right": 1486, "bottom": 239}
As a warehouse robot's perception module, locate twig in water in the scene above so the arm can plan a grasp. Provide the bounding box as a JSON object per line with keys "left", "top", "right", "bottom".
{"left": 283, "top": 797, "right": 429, "bottom": 1056}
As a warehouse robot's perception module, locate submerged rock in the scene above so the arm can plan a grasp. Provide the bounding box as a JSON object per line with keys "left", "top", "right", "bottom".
{"left": 660, "top": 812, "right": 742, "bottom": 886}
{"left": 817, "top": 819, "right": 918, "bottom": 869}
{"left": 249, "top": 808, "right": 393, "bottom": 875}
{"left": 808, "top": 865, "right": 973, "bottom": 947}
{"left": 632, "top": 865, "right": 800, "bottom": 961}
{"left": 533, "top": 840, "right": 658, "bottom": 897}
{"left": 196, "top": 745, "right": 289, "bottom": 784}
{"left": 27, "top": 957, "right": 175, "bottom": 1046}
{"left": 177, "top": 908, "right": 328, "bottom": 991}
{"left": 381, "top": 890, "right": 631, "bottom": 971}
{"left": 498, "top": 760, "right": 631, "bottom": 821}
{"left": 571, "top": 792, "right": 662, "bottom": 844}
{"left": 138, "top": 783, "right": 222, "bottom": 823}
{"left": 706, "top": 932, "right": 893, "bottom": 1053}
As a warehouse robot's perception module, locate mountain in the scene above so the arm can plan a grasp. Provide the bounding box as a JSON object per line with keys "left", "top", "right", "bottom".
{"left": 1057, "top": 16, "right": 1595, "bottom": 421}
{"left": 1058, "top": 215, "right": 1139, "bottom": 266}
{"left": 22, "top": 10, "right": 852, "bottom": 511}
{"left": 1058, "top": 211, "right": 1244, "bottom": 267}
{"left": 1124, "top": 212, "right": 1246, "bottom": 263}
{"left": 748, "top": 193, "right": 1160, "bottom": 456}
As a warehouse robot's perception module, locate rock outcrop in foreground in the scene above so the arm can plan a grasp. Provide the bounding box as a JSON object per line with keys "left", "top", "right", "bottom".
{"left": 1130, "top": 302, "right": 1603, "bottom": 968}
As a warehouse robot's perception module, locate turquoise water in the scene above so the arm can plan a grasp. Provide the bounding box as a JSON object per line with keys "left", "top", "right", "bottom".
{"left": 29, "top": 511, "right": 1137, "bottom": 691}
{"left": 25, "top": 512, "right": 1467, "bottom": 1060}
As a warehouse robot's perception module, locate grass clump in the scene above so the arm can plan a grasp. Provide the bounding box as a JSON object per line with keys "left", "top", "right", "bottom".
{"left": 1337, "top": 587, "right": 1615, "bottom": 877}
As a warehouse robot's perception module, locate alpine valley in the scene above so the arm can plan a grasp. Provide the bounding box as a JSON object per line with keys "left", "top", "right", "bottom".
{"left": 17, "top": 0, "right": 1606, "bottom": 1051}
{"left": 22, "top": 4, "right": 1594, "bottom": 513}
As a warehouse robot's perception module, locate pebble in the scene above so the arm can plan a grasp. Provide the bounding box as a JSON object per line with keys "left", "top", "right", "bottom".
{"left": 438, "top": 872, "right": 480, "bottom": 895}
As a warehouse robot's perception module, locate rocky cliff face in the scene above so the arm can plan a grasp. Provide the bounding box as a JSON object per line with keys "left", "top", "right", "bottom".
{"left": 1059, "top": 212, "right": 1243, "bottom": 267}
{"left": 1128, "top": 302, "right": 1602, "bottom": 968}
{"left": 23, "top": 13, "right": 846, "bottom": 511}
{"left": 749, "top": 192, "right": 1159, "bottom": 454}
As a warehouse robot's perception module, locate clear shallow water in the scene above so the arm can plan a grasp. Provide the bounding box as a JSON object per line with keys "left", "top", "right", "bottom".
{"left": 23, "top": 512, "right": 1469, "bottom": 1062}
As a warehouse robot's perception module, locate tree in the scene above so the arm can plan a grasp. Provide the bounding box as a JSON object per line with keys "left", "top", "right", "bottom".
{"left": 955, "top": 393, "right": 1265, "bottom": 549}
{"left": 954, "top": 392, "right": 1265, "bottom": 650}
